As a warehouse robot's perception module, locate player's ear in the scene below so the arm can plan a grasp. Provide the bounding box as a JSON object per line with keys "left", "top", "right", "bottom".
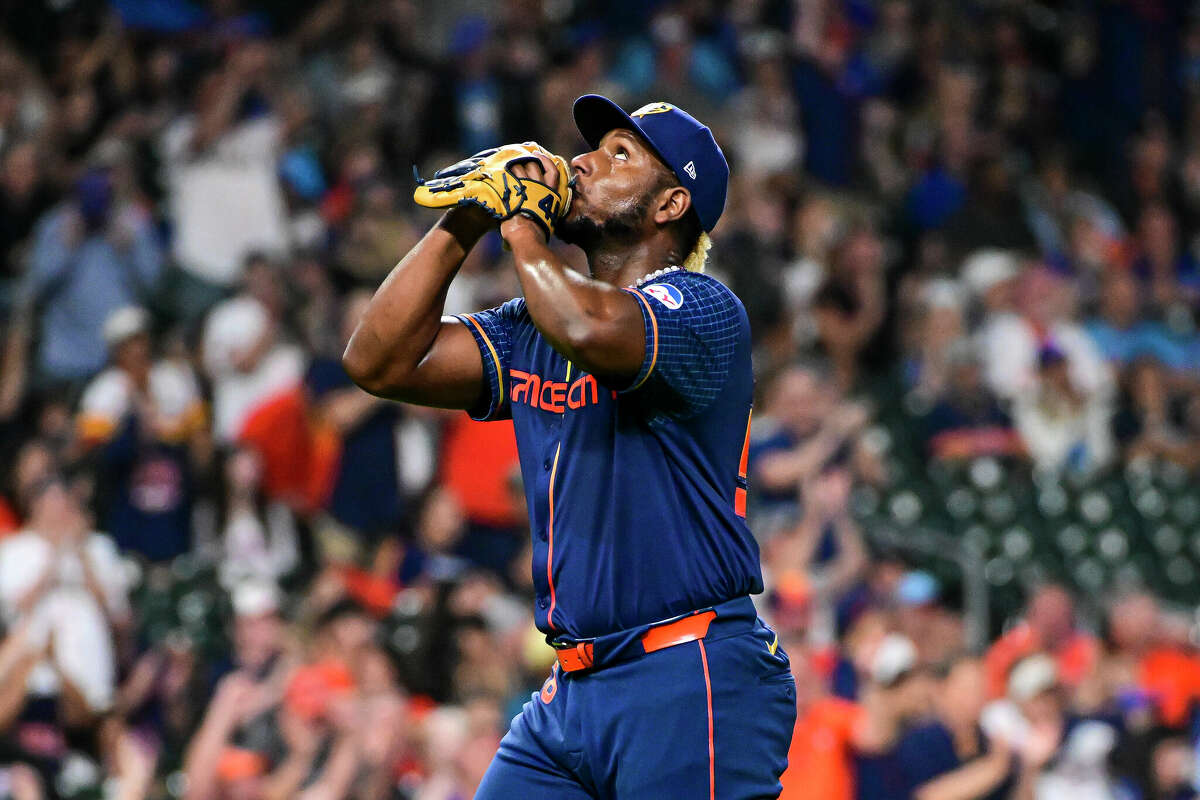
{"left": 653, "top": 186, "right": 692, "bottom": 226}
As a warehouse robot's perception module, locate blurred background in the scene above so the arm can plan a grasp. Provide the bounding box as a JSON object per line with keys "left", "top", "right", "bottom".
{"left": 3, "top": 0, "right": 1200, "bottom": 798}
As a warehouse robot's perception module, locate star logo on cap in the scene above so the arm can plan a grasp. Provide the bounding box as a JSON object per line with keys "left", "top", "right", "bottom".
{"left": 631, "top": 102, "right": 674, "bottom": 118}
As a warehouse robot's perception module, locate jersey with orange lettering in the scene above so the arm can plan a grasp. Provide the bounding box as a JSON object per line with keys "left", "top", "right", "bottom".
{"left": 454, "top": 266, "right": 762, "bottom": 638}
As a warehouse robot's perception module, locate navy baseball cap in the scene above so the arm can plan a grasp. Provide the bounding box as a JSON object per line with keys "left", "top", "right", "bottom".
{"left": 572, "top": 94, "right": 728, "bottom": 232}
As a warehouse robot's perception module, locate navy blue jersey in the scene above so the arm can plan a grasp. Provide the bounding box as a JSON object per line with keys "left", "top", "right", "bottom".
{"left": 455, "top": 268, "right": 763, "bottom": 637}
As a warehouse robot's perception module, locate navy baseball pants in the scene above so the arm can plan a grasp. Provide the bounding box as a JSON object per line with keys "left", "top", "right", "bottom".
{"left": 475, "top": 597, "right": 796, "bottom": 799}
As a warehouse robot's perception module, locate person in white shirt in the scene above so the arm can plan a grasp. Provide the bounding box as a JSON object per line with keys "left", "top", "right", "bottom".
{"left": 0, "top": 475, "right": 131, "bottom": 718}
{"left": 160, "top": 44, "right": 289, "bottom": 301}
{"left": 200, "top": 257, "right": 304, "bottom": 446}
{"left": 200, "top": 256, "right": 315, "bottom": 508}
{"left": 1013, "top": 345, "right": 1114, "bottom": 477}
{"left": 77, "top": 306, "right": 205, "bottom": 447}
{"left": 217, "top": 448, "right": 298, "bottom": 591}
{"left": 964, "top": 250, "right": 1112, "bottom": 404}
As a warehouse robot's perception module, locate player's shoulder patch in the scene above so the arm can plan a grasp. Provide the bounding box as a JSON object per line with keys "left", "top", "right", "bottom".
{"left": 641, "top": 282, "right": 684, "bottom": 310}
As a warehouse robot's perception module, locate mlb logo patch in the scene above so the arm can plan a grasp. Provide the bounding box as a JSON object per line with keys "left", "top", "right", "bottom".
{"left": 643, "top": 283, "right": 684, "bottom": 310}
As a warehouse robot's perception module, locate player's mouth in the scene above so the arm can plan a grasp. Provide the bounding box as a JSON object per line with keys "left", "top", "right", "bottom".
{"left": 566, "top": 176, "right": 583, "bottom": 214}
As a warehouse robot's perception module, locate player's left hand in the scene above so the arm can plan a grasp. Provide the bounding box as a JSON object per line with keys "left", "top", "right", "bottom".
{"left": 506, "top": 149, "right": 564, "bottom": 190}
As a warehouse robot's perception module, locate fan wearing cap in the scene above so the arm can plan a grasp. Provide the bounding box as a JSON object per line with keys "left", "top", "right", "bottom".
{"left": 75, "top": 306, "right": 206, "bottom": 562}
{"left": 345, "top": 97, "right": 794, "bottom": 798}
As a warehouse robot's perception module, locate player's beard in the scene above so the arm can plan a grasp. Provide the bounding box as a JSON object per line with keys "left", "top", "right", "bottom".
{"left": 556, "top": 190, "right": 652, "bottom": 252}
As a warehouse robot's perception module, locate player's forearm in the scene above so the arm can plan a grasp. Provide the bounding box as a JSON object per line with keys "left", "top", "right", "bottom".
{"left": 504, "top": 221, "right": 643, "bottom": 377}
{"left": 344, "top": 208, "right": 489, "bottom": 394}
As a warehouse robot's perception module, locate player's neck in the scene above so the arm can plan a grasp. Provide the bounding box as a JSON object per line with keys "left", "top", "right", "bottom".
{"left": 585, "top": 236, "right": 683, "bottom": 288}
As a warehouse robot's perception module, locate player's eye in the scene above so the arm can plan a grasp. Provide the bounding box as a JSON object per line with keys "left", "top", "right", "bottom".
{"left": 614, "top": 148, "right": 629, "bottom": 161}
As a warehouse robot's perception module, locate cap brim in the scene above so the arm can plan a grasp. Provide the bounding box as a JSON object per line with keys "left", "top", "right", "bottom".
{"left": 573, "top": 94, "right": 671, "bottom": 168}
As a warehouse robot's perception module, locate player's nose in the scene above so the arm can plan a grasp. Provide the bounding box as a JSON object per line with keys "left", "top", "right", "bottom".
{"left": 570, "top": 151, "right": 592, "bottom": 177}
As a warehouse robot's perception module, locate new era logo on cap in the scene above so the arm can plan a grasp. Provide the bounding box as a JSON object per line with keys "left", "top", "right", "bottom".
{"left": 683, "top": 161, "right": 697, "bottom": 180}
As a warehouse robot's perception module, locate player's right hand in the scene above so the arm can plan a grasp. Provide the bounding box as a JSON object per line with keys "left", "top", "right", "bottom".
{"left": 414, "top": 142, "right": 572, "bottom": 240}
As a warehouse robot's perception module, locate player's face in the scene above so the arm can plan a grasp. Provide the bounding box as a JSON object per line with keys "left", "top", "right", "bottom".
{"left": 557, "top": 129, "right": 668, "bottom": 249}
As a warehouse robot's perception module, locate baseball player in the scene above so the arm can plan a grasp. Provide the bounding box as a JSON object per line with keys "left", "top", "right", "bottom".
{"left": 344, "top": 95, "right": 796, "bottom": 798}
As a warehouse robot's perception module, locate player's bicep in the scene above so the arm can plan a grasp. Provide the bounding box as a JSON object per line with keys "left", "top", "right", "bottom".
{"left": 553, "top": 289, "right": 647, "bottom": 384}
{"left": 370, "top": 318, "right": 486, "bottom": 411}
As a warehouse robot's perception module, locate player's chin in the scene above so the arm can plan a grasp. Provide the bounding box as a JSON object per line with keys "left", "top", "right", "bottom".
{"left": 555, "top": 206, "right": 589, "bottom": 245}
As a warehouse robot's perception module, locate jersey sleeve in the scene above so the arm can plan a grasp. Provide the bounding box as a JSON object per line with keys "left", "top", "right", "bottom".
{"left": 620, "top": 273, "right": 744, "bottom": 419}
{"left": 76, "top": 371, "right": 129, "bottom": 443}
{"left": 453, "top": 298, "right": 524, "bottom": 422}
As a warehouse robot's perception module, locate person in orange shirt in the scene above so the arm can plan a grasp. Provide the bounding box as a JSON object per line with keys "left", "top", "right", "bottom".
{"left": 984, "top": 583, "right": 1099, "bottom": 699}
{"left": 1110, "top": 592, "right": 1200, "bottom": 728}
{"left": 780, "top": 633, "right": 930, "bottom": 800}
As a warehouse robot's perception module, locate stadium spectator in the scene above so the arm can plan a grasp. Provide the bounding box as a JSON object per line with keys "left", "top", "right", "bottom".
{"left": 749, "top": 363, "right": 874, "bottom": 530}
{"left": 0, "top": 475, "right": 142, "bottom": 800}
{"left": 767, "top": 466, "right": 868, "bottom": 646}
{"left": 903, "top": 278, "right": 967, "bottom": 400}
{"left": 922, "top": 339, "right": 1022, "bottom": 462}
{"left": 19, "top": 167, "right": 163, "bottom": 385}
{"left": 182, "top": 581, "right": 295, "bottom": 800}
{"left": 893, "top": 656, "right": 1020, "bottom": 800}
{"left": 984, "top": 584, "right": 1100, "bottom": 701}
{"left": 812, "top": 224, "right": 888, "bottom": 391}
{"left": 0, "top": 141, "right": 55, "bottom": 288}
{"left": 215, "top": 448, "right": 299, "bottom": 592}
{"left": 1111, "top": 357, "right": 1200, "bottom": 469}
{"left": 1109, "top": 593, "right": 1200, "bottom": 731}
{"left": 304, "top": 290, "right": 406, "bottom": 550}
{"left": 1086, "top": 268, "right": 1192, "bottom": 372}
{"left": 76, "top": 306, "right": 206, "bottom": 562}
{"left": 1013, "top": 344, "right": 1115, "bottom": 476}
{"left": 780, "top": 632, "right": 929, "bottom": 800}
{"left": 1131, "top": 204, "right": 1200, "bottom": 314}
{"left": 201, "top": 254, "right": 316, "bottom": 507}
{"left": 982, "top": 654, "right": 1115, "bottom": 799}
{"left": 160, "top": 42, "right": 289, "bottom": 312}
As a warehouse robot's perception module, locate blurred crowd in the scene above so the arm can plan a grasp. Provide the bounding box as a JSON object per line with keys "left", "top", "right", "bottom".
{"left": 4, "top": 0, "right": 1200, "bottom": 798}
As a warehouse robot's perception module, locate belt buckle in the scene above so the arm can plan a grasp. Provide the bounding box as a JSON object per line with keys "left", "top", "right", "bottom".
{"left": 551, "top": 639, "right": 595, "bottom": 672}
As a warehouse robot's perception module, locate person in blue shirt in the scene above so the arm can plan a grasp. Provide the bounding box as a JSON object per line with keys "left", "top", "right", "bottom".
{"left": 21, "top": 169, "right": 163, "bottom": 386}
{"left": 1086, "top": 268, "right": 1193, "bottom": 371}
{"left": 894, "top": 656, "right": 1020, "bottom": 800}
{"left": 304, "top": 291, "right": 404, "bottom": 544}
{"left": 344, "top": 96, "right": 795, "bottom": 798}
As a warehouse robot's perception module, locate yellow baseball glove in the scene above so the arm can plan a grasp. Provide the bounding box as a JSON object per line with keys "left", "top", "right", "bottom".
{"left": 414, "top": 142, "right": 572, "bottom": 238}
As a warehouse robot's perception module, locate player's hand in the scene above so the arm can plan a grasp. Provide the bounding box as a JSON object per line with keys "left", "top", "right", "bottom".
{"left": 508, "top": 148, "right": 565, "bottom": 188}
{"left": 414, "top": 142, "right": 572, "bottom": 240}
{"left": 444, "top": 202, "right": 498, "bottom": 237}
{"left": 503, "top": 146, "right": 569, "bottom": 243}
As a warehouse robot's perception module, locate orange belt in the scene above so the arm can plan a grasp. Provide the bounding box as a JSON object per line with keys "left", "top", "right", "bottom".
{"left": 553, "top": 610, "right": 718, "bottom": 673}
